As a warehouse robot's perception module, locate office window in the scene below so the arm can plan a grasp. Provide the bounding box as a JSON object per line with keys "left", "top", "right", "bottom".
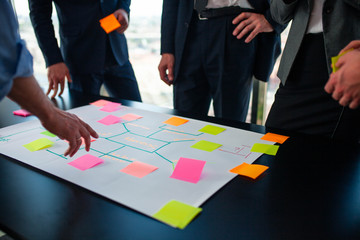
{"left": 13, "top": 0, "right": 286, "bottom": 124}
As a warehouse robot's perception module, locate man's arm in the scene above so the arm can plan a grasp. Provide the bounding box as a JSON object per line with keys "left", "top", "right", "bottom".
{"left": 325, "top": 40, "right": 360, "bottom": 109}
{"left": 29, "top": 0, "right": 71, "bottom": 98}
{"left": 158, "top": 0, "right": 179, "bottom": 85}
{"left": 232, "top": 0, "right": 287, "bottom": 43}
{"left": 28, "top": 0, "right": 63, "bottom": 68}
{"left": 113, "top": 9, "right": 130, "bottom": 34}
{"left": 8, "top": 75, "right": 98, "bottom": 157}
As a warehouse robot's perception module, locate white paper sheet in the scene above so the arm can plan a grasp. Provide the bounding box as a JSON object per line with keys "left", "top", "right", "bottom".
{"left": 0, "top": 104, "right": 269, "bottom": 222}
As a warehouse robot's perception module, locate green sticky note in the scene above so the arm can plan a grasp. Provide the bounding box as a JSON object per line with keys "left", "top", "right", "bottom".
{"left": 153, "top": 200, "right": 202, "bottom": 229}
{"left": 23, "top": 138, "right": 54, "bottom": 152}
{"left": 198, "top": 125, "right": 226, "bottom": 135}
{"left": 41, "top": 131, "right": 57, "bottom": 137}
{"left": 331, "top": 55, "right": 341, "bottom": 73}
{"left": 331, "top": 48, "right": 354, "bottom": 73}
{"left": 251, "top": 143, "right": 279, "bottom": 156}
{"left": 191, "top": 140, "right": 222, "bottom": 152}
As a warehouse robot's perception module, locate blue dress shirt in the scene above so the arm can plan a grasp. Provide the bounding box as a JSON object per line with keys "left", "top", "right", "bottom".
{"left": 0, "top": 0, "right": 33, "bottom": 101}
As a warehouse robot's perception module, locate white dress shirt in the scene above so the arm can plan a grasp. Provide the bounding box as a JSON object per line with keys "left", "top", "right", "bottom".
{"left": 206, "top": 0, "right": 254, "bottom": 9}
{"left": 307, "top": 0, "right": 325, "bottom": 33}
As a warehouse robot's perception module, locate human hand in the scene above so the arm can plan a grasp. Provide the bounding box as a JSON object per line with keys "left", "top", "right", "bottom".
{"left": 113, "top": 9, "right": 129, "bottom": 34}
{"left": 232, "top": 12, "right": 274, "bottom": 43}
{"left": 41, "top": 108, "right": 99, "bottom": 157}
{"left": 324, "top": 48, "right": 360, "bottom": 109}
{"left": 47, "top": 62, "right": 72, "bottom": 98}
{"left": 339, "top": 40, "right": 360, "bottom": 54}
{"left": 158, "top": 53, "right": 175, "bottom": 86}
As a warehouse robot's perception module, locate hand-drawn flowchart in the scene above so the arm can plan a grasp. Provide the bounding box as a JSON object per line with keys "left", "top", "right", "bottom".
{"left": 0, "top": 100, "right": 272, "bottom": 227}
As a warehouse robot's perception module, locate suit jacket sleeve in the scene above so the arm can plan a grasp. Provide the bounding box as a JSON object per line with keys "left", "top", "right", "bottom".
{"left": 29, "top": 0, "right": 63, "bottom": 68}
{"left": 117, "top": 0, "right": 131, "bottom": 14}
{"left": 252, "top": 0, "right": 286, "bottom": 81}
{"left": 160, "top": 0, "right": 179, "bottom": 54}
{"left": 270, "top": 0, "right": 299, "bottom": 25}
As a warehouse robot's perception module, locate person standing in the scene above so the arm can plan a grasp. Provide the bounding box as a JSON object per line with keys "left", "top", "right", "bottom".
{"left": 1, "top": 0, "right": 98, "bottom": 157}
{"left": 29, "top": 0, "right": 142, "bottom": 101}
{"left": 158, "top": 0, "right": 284, "bottom": 121}
{"left": 266, "top": 0, "right": 360, "bottom": 142}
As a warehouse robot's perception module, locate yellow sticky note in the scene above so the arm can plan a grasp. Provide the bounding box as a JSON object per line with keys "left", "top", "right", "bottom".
{"left": 261, "top": 132, "right": 289, "bottom": 144}
{"left": 331, "top": 48, "right": 354, "bottom": 73}
{"left": 230, "top": 162, "right": 269, "bottom": 179}
{"left": 191, "top": 140, "right": 222, "bottom": 152}
{"left": 251, "top": 143, "right": 279, "bottom": 156}
{"left": 153, "top": 200, "right": 202, "bottom": 229}
{"left": 99, "top": 14, "right": 121, "bottom": 34}
{"left": 23, "top": 138, "right": 54, "bottom": 152}
{"left": 198, "top": 125, "right": 226, "bottom": 135}
{"left": 163, "top": 116, "right": 189, "bottom": 126}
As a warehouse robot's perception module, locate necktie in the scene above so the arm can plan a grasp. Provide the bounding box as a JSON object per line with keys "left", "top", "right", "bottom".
{"left": 194, "top": 0, "right": 208, "bottom": 12}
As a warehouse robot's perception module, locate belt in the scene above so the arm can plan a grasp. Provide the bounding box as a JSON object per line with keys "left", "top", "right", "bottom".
{"left": 197, "top": 6, "right": 261, "bottom": 20}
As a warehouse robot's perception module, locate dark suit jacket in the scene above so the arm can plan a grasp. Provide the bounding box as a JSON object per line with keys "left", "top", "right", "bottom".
{"left": 29, "top": 0, "right": 131, "bottom": 74}
{"left": 271, "top": 0, "right": 360, "bottom": 84}
{"left": 160, "top": 0, "right": 285, "bottom": 82}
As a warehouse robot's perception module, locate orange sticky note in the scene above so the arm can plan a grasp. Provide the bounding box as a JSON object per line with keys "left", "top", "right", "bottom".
{"left": 120, "top": 161, "right": 158, "bottom": 178}
{"left": 230, "top": 162, "right": 268, "bottom": 179}
{"left": 99, "top": 14, "right": 121, "bottom": 34}
{"left": 163, "top": 116, "right": 189, "bottom": 126}
{"left": 120, "top": 113, "right": 143, "bottom": 121}
{"left": 261, "top": 132, "right": 289, "bottom": 144}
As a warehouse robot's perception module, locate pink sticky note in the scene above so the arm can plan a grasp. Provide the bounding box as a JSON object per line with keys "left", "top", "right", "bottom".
{"left": 170, "top": 157, "right": 206, "bottom": 183}
{"left": 90, "top": 99, "right": 112, "bottom": 107}
{"left": 120, "top": 113, "right": 143, "bottom": 121}
{"left": 13, "top": 109, "right": 32, "bottom": 117}
{"left": 97, "top": 115, "right": 122, "bottom": 125}
{"left": 68, "top": 154, "right": 104, "bottom": 171}
{"left": 120, "top": 161, "right": 158, "bottom": 178}
{"left": 100, "top": 102, "right": 122, "bottom": 112}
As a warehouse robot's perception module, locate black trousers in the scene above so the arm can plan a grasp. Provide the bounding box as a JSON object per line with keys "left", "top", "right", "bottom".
{"left": 174, "top": 12, "right": 255, "bottom": 122}
{"left": 266, "top": 33, "right": 360, "bottom": 142}
{"left": 69, "top": 60, "right": 142, "bottom": 102}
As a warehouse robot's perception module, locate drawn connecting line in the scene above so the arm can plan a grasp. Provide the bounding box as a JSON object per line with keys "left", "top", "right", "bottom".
{"left": 74, "top": 121, "right": 206, "bottom": 167}
{"left": 218, "top": 145, "right": 253, "bottom": 158}
{"left": 0, "top": 127, "right": 44, "bottom": 140}
{"left": 0, "top": 137, "right": 10, "bottom": 143}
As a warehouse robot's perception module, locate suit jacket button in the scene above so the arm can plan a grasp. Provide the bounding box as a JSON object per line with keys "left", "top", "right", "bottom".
{"left": 324, "top": 6, "right": 333, "bottom": 14}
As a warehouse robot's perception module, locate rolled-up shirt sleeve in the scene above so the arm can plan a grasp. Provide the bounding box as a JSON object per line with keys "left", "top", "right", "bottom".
{"left": 0, "top": 0, "right": 33, "bottom": 101}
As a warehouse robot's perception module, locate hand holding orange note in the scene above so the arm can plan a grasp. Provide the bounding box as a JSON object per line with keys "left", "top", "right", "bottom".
{"left": 99, "top": 14, "right": 121, "bottom": 34}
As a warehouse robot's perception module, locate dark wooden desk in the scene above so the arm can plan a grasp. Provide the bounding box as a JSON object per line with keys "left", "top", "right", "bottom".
{"left": 0, "top": 90, "right": 359, "bottom": 240}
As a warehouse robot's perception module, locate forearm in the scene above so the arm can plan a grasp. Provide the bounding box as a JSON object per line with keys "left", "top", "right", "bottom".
{"left": 7, "top": 75, "right": 55, "bottom": 123}
{"left": 160, "top": 0, "right": 179, "bottom": 54}
{"left": 118, "top": 0, "right": 131, "bottom": 14}
{"left": 29, "top": 0, "right": 63, "bottom": 67}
